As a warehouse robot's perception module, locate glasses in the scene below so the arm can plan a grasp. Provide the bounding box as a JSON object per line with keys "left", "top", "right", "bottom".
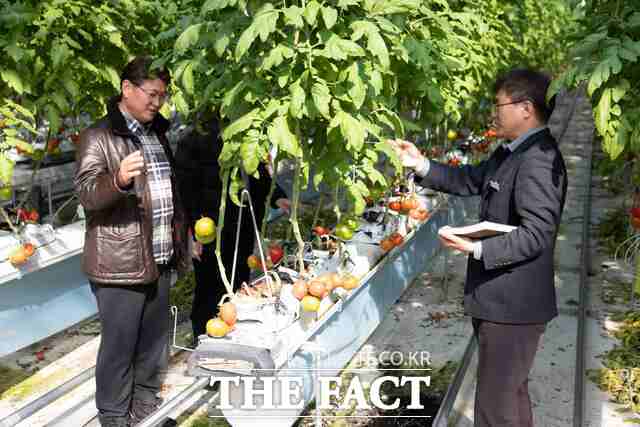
{"left": 134, "top": 84, "right": 170, "bottom": 104}
{"left": 493, "top": 99, "right": 530, "bottom": 111}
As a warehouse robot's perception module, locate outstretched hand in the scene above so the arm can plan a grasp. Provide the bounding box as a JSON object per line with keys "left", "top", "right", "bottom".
{"left": 386, "top": 139, "right": 425, "bottom": 170}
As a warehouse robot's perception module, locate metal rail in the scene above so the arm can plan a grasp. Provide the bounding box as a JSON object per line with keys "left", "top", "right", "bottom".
{"left": 0, "top": 366, "right": 95, "bottom": 427}
{"left": 136, "top": 378, "right": 210, "bottom": 427}
{"left": 573, "top": 102, "right": 594, "bottom": 427}
{"left": 432, "top": 335, "right": 477, "bottom": 427}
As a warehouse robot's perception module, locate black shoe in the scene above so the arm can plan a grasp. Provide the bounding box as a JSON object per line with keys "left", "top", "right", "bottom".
{"left": 129, "top": 397, "right": 162, "bottom": 426}
{"left": 98, "top": 414, "right": 130, "bottom": 427}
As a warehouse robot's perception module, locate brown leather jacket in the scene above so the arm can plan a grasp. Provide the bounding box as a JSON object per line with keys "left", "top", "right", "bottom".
{"left": 74, "top": 98, "right": 188, "bottom": 285}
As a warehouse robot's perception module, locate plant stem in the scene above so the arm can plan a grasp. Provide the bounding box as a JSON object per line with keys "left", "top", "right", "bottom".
{"left": 290, "top": 157, "right": 305, "bottom": 273}
{"left": 17, "top": 127, "right": 52, "bottom": 212}
{"left": 261, "top": 155, "right": 280, "bottom": 238}
{"left": 215, "top": 168, "right": 233, "bottom": 296}
{"left": 311, "top": 192, "right": 324, "bottom": 227}
{"left": 0, "top": 206, "right": 20, "bottom": 238}
{"left": 333, "top": 183, "right": 341, "bottom": 224}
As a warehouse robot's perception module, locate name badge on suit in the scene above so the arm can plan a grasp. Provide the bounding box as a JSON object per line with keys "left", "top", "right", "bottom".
{"left": 488, "top": 179, "right": 501, "bottom": 192}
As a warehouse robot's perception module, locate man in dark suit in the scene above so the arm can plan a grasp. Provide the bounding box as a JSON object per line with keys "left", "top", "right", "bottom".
{"left": 390, "top": 69, "right": 567, "bottom": 426}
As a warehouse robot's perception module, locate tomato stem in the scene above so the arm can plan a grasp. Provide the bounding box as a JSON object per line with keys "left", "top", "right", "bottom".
{"left": 312, "top": 192, "right": 324, "bottom": 228}
{"left": 261, "top": 154, "right": 280, "bottom": 238}
{"left": 17, "top": 126, "right": 51, "bottom": 212}
{"left": 215, "top": 168, "right": 233, "bottom": 297}
{"left": 0, "top": 206, "right": 20, "bottom": 238}
{"left": 290, "top": 157, "right": 305, "bottom": 273}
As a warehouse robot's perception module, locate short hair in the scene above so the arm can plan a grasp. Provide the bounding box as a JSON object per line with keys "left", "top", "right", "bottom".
{"left": 120, "top": 56, "right": 171, "bottom": 88}
{"left": 494, "top": 69, "right": 555, "bottom": 122}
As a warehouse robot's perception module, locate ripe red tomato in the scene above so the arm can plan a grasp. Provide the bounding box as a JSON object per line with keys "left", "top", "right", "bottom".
{"left": 313, "top": 226, "right": 329, "bottom": 236}
{"left": 388, "top": 201, "right": 402, "bottom": 212}
{"left": 269, "top": 244, "right": 284, "bottom": 264}
{"left": 631, "top": 207, "right": 640, "bottom": 219}
{"left": 380, "top": 238, "right": 394, "bottom": 252}
{"left": 389, "top": 232, "right": 403, "bottom": 247}
{"left": 401, "top": 198, "right": 418, "bottom": 211}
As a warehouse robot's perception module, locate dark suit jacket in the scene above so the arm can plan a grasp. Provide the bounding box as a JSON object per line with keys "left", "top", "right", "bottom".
{"left": 419, "top": 129, "right": 567, "bottom": 323}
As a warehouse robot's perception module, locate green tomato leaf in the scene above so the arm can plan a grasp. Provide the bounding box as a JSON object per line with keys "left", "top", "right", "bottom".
{"left": 611, "top": 79, "right": 630, "bottom": 103}
{"left": 172, "top": 91, "right": 189, "bottom": 117}
{"left": 254, "top": 5, "right": 279, "bottom": 42}
{"left": 235, "top": 25, "right": 257, "bottom": 61}
{"left": 1, "top": 69, "right": 25, "bottom": 95}
{"left": 222, "top": 109, "right": 259, "bottom": 141}
{"left": 240, "top": 139, "right": 260, "bottom": 175}
{"left": 312, "top": 81, "right": 332, "bottom": 119}
{"left": 338, "top": 111, "right": 366, "bottom": 152}
{"left": 175, "top": 23, "right": 203, "bottom": 53}
{"left": 304, "top": 1, "right": 321, "bottom": 26}
{"left": 181, "top": 61, "right": 195, "bottom": 96}
{"left": 587, "top": 60, "right": 611, "bottom": 96}
{"left": 347, "top": 62, "right": 366, "bottom": 109}
{"left": 222, "top": 81, "right": 246, "bottom": 116}
{"left": 594, "top": 88, "right": 611, "bottom": 137}
{"left": 289, "top": 80, "right": 306, "bottom": 119}
{"left": 267, "top": 116, "right": 300, "bottom": 157}
{"left": 321, "top": 6, "right": 338, "bottom": 30}
{"left": 229, "top": 168, "right": 245, "bottom": 207}
{"left": 219, "top": 141, "right": 240, "bottom": 165}
{"left": 51, "top": 42, "right": 70, "bottom": 69}
{"left": 0, "top": 153, "right": 15, "bottom": 186}
{"left": 283, "top": 6, "right": 304, "bottom": 28}
{"left": 45, "top": 105, "right": 61, "bottom": 138}
{"left": 375, "top": 141, "right": 402, "bottom": 172}
{"left": 103, "top": 66, "right": 121, "bottom": 91}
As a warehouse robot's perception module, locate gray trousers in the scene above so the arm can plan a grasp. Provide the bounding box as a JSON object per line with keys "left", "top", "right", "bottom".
{"left": 473, "top": 318, "right": 546, "bottom": 427}
{"left": 90, "top": 272, "right": 170, "bottom": 417}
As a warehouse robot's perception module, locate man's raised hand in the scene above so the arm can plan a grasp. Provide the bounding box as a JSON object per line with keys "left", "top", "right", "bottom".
{"left": 117, "top": 150, "right": 145, "bottom": 188}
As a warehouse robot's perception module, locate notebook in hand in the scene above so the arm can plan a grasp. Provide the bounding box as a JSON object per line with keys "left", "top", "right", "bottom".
{"left": 438, "top": 221, "right": 517, "bottom": 239}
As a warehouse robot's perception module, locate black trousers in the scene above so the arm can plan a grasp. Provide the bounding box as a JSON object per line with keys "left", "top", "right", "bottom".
{"left": 90, "top": 272, "right": 170, "bottom": 418}
{"left": 472, "top": 318, "right": 546, "bottom": 427}
{"left": 190, "top": 234, "right": 251, "bottom": 338}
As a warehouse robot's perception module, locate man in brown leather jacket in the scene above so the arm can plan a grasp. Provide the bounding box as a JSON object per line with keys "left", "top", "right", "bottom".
{"left": 74, "top": 56, "right": 187, "bottom": 427}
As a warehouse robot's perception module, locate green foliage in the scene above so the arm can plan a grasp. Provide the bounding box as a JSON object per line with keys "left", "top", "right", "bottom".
{"left": 589, "top": 311, "right": 640, "bottom": 417}
{"left": 169, "top": 270, "right": 196, "bottom": 321}
{"left": 596, "top": 205, "right": 634, "bottom": 257}
{"left": 551, "top": 0, "right": 640, "bottom": 179}
{"left": 164, "top": 0, "right": 574, "bottom": 213}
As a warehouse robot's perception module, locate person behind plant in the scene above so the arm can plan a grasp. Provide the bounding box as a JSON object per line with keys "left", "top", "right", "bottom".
{"left": 175, "top": 112, "right": 289, "bottom": 343}
{"left": 74, "top": 56, "right": 188, "bottom": 427}
{"left": 389, "top": 69, "right": 567, "bottom": 427}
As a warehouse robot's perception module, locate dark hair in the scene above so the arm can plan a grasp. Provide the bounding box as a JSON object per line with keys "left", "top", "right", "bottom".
{"left": 120, "top": 56, "right": 171, "bottom": 88}
{"left": 494, "top": 69, "right": 555, "bottom": 122}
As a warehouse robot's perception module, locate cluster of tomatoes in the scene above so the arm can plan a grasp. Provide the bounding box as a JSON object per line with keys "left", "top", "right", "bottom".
{"left": 379, "top": 232, "right": 404, "bottom": 252}
{"left": 16, "top": 208, "right": 39, "bottom": 224}
{"left": 247, "top": 243, "right": 284, "bottom": 272}
{"left": 387, "top": 196, "right": 429, "bottom": 221}
{"left": 8, "top": 242, "right": 35, "bottom": 267}
{"left": 292, "top": 272, "right": 360, "bottom": 313}
{"left": 312, "top": 217, "right": 359, "bottom": 242}
{"left": 206, "top": 302, "right": 237, "bottom": 338}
